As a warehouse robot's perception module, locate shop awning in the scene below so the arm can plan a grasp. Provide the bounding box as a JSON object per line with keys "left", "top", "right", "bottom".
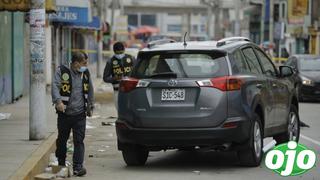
{"left": 64, "top": 16, "right": 101, "bottom": 30}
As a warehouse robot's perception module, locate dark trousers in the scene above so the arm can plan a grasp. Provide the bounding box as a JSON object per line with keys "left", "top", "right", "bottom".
{"left": 55, "top": 112, "right": 86, "bottom": 170}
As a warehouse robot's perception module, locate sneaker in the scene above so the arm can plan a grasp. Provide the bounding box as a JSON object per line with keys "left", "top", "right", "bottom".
{"left": 73, "top": 167, "right": 87, "bottom": 176}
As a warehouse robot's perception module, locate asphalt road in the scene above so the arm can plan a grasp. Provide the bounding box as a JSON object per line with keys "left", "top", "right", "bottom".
{"left": 70, "top": 102, "right": 320, "bottom": 180}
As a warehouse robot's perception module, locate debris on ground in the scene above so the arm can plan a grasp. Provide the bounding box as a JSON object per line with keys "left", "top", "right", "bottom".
{"left": 300, "top": 121, "right": 310, "bottom": 128}
{"left": 101, "top": 121, "right": 115, "bottom": 126}
{"left": 263, "top": 140, "right": 277, "bottom": 153}
{"left": 94, "top": 103, "right": 101, "bottom": 110}
{"left": 87, "top": 115, "right": 101, "bottom": 120}
{"left": 86, "top": 121, "right": 96, "bottom": 129}
{"left": 48, "top": 153, "right": 58, "bottom": 167}
{"left": 88, "top": 154, "right": 94, "bottom": 158}
{"left": 192, "top": 170, "right": 201, "bottom": 175}
{"left": 56, "top": 167, "right": 70, "bottom": 178}
{"left": 67, "top": 141, "right": 74, "bottom": 153}
{"left": 34, "top": 173, "right": 55, "bottom": 180}
{"left": 44, "top": 167, "right": 52, "bottom": 173}
{"left": 0, "top": 113, "right": 11, "bottom": 120}
{"left": 98, "top": 149, "right": 106, "bottom": 152}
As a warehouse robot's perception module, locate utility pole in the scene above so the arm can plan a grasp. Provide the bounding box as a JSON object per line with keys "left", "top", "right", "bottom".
{"left": 97, "top": 0, "right": 103, "bottom": 78}
{"left": 260, "top": 0, "right": 265, "bottom": 44}
{"left": 111, "top": 0, "right": 116, "bottom": 42}
{"left": 234, "top": 0, "right": 241, "bottom": 36}
{"left": 29, "top": 0, "right": 46, "bottom": 140}
{"left": 201, "top": 0, "right": 219, "bottom": 39}
{"left": 269, "top": 0, "right": 274, "bottom": 57}
{"left": 207, "top": 5, "right": 213, "bottom": 39}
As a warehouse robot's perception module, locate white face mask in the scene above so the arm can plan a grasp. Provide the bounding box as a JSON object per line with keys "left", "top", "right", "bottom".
{"left": 115, "top": 54, "right": 125, "bottom": 59}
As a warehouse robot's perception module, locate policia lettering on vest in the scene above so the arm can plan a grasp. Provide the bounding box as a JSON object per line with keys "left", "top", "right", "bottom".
{"left": 51, "top": 52, "right": 94, "bottom": 177}
{"left": 103, "top": 41, "right": 135, "bottom": 110}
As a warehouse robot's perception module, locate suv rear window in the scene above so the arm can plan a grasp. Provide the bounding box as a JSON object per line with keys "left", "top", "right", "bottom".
{"left": 133, "top": 52, "right": 228, "bottom": 78}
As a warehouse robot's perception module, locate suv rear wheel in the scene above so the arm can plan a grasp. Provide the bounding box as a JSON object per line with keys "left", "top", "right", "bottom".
{"left": 237, "top": 113, "right": 263, "bottom": 167}
{"left": 122, "top": 145, "right": 149, "bottom": 166}
{"left": 274, "top": 105, "right": 300, "bottom": 145}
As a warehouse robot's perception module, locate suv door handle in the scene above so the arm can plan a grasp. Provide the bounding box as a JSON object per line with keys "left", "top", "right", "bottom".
{"left": 256, "top": 84, "right": 263, "bottom": 89}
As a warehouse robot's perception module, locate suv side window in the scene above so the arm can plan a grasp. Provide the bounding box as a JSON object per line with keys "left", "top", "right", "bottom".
{"left": 242, "top": 47, "right": 263, "bottom": 74}
{"left": 230, "top": 50, "right": 251, "bottom": 74}
{"left": 255, "top": 49, "right": 277, "bottom": 77}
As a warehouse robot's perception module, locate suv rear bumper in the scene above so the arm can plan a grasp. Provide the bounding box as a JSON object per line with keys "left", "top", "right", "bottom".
{"left": 116, "top": 117, "right": 251, "bottom": 150}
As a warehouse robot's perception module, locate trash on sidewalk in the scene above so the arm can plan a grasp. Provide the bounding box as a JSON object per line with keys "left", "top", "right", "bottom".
{"left": 86, "top": 121, "right": 96, "bottom": 129}
{"left": 192, "top": 170, "right": 201, "bottom": 175}
{"left": 44, "top": 167, "right": 52, "bottom": 173}
{"left": 96, "top": 83, "right": 113, "bottom": 93}
{"left": 300, "top": 121, "right": 310, "bottom": 128}
{"left": 67, "top": 141, "right": 74, "bottom": 153}
{"left": 263, "top": 140, "right": 277, "bottom": 153}
{"left": 101, "top": 121, "right": 115, "bottom": 126}
{"left": 48, "top": 153, "right": 58, "bottom": 167}
{"left": 102, "top": 145, "right": 110, "bottom": 148}
{"left": 0, "top": 113, "right": 11, "bottom": 120}
{"left": 56, "top": 167, "right": 70, "bottom": 178}
{"left": 52, "top": 165, "right": 63, "bottom": 174}
{"left": 94, "top": 103, "right": 101, "bottom": 110}
{"left": 86, "top": 124, "right": 96, "bottom": 129}
{"left": 98, "top": 149, "right": 106, "bottom": 152}
{"left": 108, "top": 116, "right": 117, "bottom": 119}
{"left": 34, "top": 173, "right": 55, "bottom": 180}
{"left": 88, "top": 154, "right": 94, "bottom": 158}
{"left": 87, "top": 115, "right": 101, "bottom": 120}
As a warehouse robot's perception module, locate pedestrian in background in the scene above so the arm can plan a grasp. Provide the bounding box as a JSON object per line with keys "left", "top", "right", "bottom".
{"left": 103, "top": 42, "right": 135, "bottom": 110}
{"left": 51, "top": 51, "right": 94, "bottom": 176}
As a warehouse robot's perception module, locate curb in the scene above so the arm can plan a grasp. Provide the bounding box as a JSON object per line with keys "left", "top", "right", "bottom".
{"left": 8, "top": 131, "right": 58, "bottom": 180}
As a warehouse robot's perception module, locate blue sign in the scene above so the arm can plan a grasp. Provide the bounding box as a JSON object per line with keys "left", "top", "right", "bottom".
{"left": 49, "top": 6, "right": 89, "bottom": 23}
{"left": 65, "top": 16, "right": 101, "bottom": 30}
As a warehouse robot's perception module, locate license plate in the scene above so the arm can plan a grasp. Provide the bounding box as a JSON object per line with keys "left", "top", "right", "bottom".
{"left": 161, "top": 89, "right": 185, "bottom": 101}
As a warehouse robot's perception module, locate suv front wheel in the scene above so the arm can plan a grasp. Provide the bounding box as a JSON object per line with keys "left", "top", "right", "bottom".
{"left": 237, "top": 113, "right": 263, "bottom": 167}
{"left": 274, "top": 105, "right": 300, "bottom": 145}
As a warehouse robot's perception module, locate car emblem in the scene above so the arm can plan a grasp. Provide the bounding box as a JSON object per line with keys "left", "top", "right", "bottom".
{"left": 168, "top": 79, "right": 178, "bottom": 86}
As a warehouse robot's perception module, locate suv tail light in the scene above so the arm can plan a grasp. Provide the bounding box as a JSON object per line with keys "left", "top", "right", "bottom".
{"left": 197, "top": 76, "right": 243, "bottom": 91}
{"left": 119, "top": 78, "right": 150, "bottom": 92}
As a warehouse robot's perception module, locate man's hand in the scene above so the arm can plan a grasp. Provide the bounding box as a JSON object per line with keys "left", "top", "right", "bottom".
{"left": 55, "top": 101, "right": 65, "bottom": 112}
{"left": 112, "top": 76, "right": 121, "bottom": 84}
{"left": 86, "top": 104, "right": 94, "bottom": 117}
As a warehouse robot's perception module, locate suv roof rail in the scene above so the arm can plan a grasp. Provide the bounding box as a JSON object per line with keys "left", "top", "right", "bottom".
{"left": 216, "top": 37, "right": 250, "bottom": 47}
{"left": 147, "top": 39, "right": 176, "bottom": 48}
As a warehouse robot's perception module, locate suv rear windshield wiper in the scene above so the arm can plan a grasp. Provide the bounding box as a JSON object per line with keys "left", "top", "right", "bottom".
{"left": 148, "top": 72, "right": 177, "bottom": 78}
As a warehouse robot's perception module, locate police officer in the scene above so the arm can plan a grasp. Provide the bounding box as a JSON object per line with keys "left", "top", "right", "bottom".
{"left": 51, "top": 52, "right": 94, "bottom": 176}
{"left": 103, "top": 42, "right": 135, "bottom": 109}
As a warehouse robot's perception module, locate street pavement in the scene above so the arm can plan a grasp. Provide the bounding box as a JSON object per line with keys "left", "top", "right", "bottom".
{"left": 69, "top": 101, "right": 320, "bottom": 180}
{"left": 0, "top": 95, "right": 56, "bottom": 180}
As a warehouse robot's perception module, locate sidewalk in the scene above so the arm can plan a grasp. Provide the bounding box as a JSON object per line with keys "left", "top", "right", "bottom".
{"left": 0, "top": 77, "right": 114, "bottom": 180}
{"left": 0, "top": 94, "right": 57, "bottom": 180}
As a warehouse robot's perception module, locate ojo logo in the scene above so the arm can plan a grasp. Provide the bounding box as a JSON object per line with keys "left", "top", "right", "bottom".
{"left": 265, "top": 141, "right": 317, "bottom": 176}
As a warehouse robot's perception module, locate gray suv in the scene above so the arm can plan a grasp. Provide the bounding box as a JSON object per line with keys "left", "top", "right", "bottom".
{"left": 116, "top": 37, "right": 300, "bottom": 167}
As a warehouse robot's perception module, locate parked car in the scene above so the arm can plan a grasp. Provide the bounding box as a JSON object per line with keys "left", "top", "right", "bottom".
{"left": 285, "top": 55, "right": 320, "bottom": 101}
{"left": 116, "top": 37, "right": 300, "bottom": 167}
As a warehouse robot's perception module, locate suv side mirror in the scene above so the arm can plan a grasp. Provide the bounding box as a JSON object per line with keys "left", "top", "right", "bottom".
{"left": 279, "top": 66, "right": 294, "bottom": 77}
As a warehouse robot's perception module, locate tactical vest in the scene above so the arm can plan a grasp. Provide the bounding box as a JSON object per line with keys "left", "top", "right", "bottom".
{"left": 111, "top": 54, "right": 134, "bottom": 80}
{"left": 110, "top": 54, "right": 134, "bottom": 90}
{"left": 59, "top": 65, "right": 90, "bottom": 109}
